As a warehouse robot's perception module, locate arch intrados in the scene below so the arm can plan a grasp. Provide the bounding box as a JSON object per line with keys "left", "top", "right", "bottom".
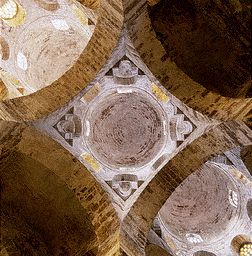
{"left": 125, "top": 0, "right": 252, "bottom": 121}
{"left": 1, "top": 151, "right": 98, "bottom": 255}
{"left": 148, "top": 0, "right": 251, "bottom": 98}
{"left": 0, "top": 121, "right": 121, "bottom": 255}
{"left": 0, "top": 0, "right": 123, "bottom": 122}
{"left": 122, "top": 122, "right": 252, "bottom": 255}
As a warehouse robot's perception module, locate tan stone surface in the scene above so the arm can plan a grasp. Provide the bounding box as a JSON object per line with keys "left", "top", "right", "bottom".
{"left": 0, "top": 36, "right": 9, "bottom": 60}
{"left": 0, "top": 0, "right": 124, "bottom": 121}
{"left": 145, "top": 244, "right": 171, "bottom": 256}
{"left": 34, "top": 0, "right": 60, "bottom": 11}
{"left": 0, "top": 1, "right": 251, "bottom": 256}
{"left": 0, "top": 121, "right": 121, "bottom": 256}
{"left": 121, "top": 121, "right": 252, "bottom": 255}
{"left": 126, "top": 1, "right": 252, "bottom": 121}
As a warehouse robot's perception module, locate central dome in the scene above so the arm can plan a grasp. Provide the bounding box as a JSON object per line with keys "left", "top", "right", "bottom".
{"left": 85, "top": 89, "right": 166, "bottom": 169}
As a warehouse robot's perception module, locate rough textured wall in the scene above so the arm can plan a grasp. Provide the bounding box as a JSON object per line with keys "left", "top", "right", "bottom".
{"left": 1, "top": 213, "right": 51, "bottom": 256}
{"left": 1, "top": 0, "right": 96, "bottom": 96}
{"left": 149, "top": 0, "right": 251, "bottom": 98}
{"left": 121, "top": 121, "right": 252, "bottom": 255}
{"left": 0, "top": 0, "right": 124, "bottom": 121}
{"left": 0, "top": 121, "right": 121, "bottom": 256}
{"left": 145, "top": 244, "right": 171, "bottom": 256}
{"left": 1, "top": 151, "right": 97, "bottom": 256}
{"left": 125, "top": 0, "right": 252, "bottom": 121}
{"left": 0, "top": 80, "right": 8, "bottom": 100}
{"left": 241, "top": 145, "right": 252, "bottom": 174}
{"left": 0, "top": 0, "right": 251, "bottom": 255}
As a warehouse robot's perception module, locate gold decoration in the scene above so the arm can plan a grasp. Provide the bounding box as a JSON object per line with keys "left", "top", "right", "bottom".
{"left": 151, "top": 83, "right": 169, "bottom": 103}
{"left": 81, "top": 153, "right": 100, "bottom": 172}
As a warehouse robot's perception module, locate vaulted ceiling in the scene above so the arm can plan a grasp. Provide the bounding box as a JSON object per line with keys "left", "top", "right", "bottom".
{"left": 0, "top": 0, "right": 251, "bottom": 256}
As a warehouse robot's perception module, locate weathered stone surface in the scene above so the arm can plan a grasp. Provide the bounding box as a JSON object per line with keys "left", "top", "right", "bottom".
{"left": 125, "top": 1, "right": 252, "bottom": 121}
{"left": 0, "top": 1, "right": 251, "bottom": 255}
{"left": 121, "top": 121, "right": 252, "bottom": 255}
{"left": 241, "top": 145, "right": 252, "bottom": 174}
{"left": 34, "top": 0, "right": 59, "bottom": 11}
{"left": 145, "top": 244, "right": 171, "bottom": 256}
{"left": 0, "top": 0, "right": 124, "bottom": 121}
{"left": 149, "top": 0, "right": 251, "bottom": 98}
{"left": 1, "top": 151, "right": 97, "bottom": 255}
{"left": 0, "top": 121, "right": 121, "bottom": 256}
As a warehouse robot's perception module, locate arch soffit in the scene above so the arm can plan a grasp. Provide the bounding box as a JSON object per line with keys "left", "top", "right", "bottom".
{"left": 0, "top": 121, "right": 121, "bottom": 256}
{"left": 0, "top": 0, "right": 124, "bottom": 122}
{"left": 1, "top": 151, "right": 98, "bottom": 255}
{"left": 125, "top": 0, "right": 252, "bottom": 121}
{"left": 121, "top": 121, "right": 252, "bottom": 255}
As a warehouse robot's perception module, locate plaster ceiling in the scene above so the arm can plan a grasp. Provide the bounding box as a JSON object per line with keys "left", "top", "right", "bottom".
{"left": 85, "top": 90, "right": 165, "bottom": 169}
{"left": 159, "top": 163, "right": 239, "bottom": 244}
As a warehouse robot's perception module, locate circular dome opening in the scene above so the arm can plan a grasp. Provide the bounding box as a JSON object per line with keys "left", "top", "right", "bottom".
{"left": 159, "top": 163, "right": 239, "bottom": 245}
{"left": 85, "top": 89, "right": 166, "bottom": 169}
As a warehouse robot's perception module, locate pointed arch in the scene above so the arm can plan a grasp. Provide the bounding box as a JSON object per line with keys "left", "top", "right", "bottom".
{"left": 121, "top": 121, "right": 252, "bottom": 255}
{"left": 0, "top": 0, "right": 124, "bottom": 122}
{"left": 125, "top": 0, "right": 252, "bottom": 121}
{"left": 0, "top": 121, "right": 121, "bottom": 255}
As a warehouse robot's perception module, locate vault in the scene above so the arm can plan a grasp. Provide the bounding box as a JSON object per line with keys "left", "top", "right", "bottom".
{"left": 148, "top": 0, "right": 251, "bottom": 98}
{"left": 1, "top": 0, "right": 96, "bottom": 98}
{"left": 0, "top": 0, "right": 124, "bottom": 121}
{"left": 1, "top": 151, "right": 97, "bottom": 255}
